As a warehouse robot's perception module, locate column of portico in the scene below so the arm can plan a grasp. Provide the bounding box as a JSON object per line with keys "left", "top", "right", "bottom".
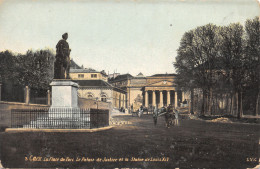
{"left": 115, "top": 93, "right": 117, "bottom": 108}
{"left": 152, "top": 90, "right": 156, "bottom": 107}
{"left": 119, "top": 93, "right": 121, "bottom": 108}
{"left": 120, "top": 94, "right": 122, "bottom": 108}
{"left": 167, "top": 90, "right": 170, "bottom": 106}
{"left": 123, "top": 95, "right": 125, "bottom": 108}
{"left": 125, "top": 94, "right": 127, "bottom": 108}
{"left": 175, "top": 91, "right": 178, "bottom": 108}
{"left": 159, "top": 90, "right": 163, "bottom": 108}
{"left": 145, "top": 91, "right": 148, "bottom": 107}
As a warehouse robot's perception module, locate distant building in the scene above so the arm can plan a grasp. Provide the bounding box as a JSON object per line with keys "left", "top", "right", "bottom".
{"left": 70, "top": 68, "right": 108, "bottom": 82}
{"left": 108, "top": 73, "right": 120, "bottom": 79}
{"left": 69, "top": 67, "right": 126, "bottom": 109}
{"left": 109, "top": 73, "right": 188, "bottom": 110}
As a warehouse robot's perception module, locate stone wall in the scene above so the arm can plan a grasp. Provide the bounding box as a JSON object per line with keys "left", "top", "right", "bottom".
{"left": 0, "top": 101, "right": 50, "bottom": 127}
{"left": 78, "top": 88, "right": 112, "bottom": 102}
{"left": 78, "top": 98, "right": 112, "bottom": 111}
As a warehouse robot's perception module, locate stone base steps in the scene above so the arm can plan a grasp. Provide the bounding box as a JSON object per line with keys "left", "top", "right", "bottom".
{"left": 23, "top": 117, "right": 91, "bottom": 129}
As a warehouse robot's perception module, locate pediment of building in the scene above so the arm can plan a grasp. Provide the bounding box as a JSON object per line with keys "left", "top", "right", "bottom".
{"left": 146, "top": 80, "right": 175, "bottom": 87}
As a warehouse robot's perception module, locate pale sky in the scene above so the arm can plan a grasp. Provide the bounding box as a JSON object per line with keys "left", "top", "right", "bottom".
{"left": 0, "top": 0, "right": 259, "bottom": 76}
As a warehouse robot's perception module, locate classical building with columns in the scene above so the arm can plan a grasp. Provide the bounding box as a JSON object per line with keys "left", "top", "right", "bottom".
{"left": 143, "top": 74, "right": 181, "bottom": 108}
{"left": 109, "top": 73, "right": 189, "bottom": 111}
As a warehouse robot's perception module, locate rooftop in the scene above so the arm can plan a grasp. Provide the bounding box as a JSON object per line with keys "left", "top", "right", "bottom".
{"left": 150, "top": 73, "right": 177, "bottom": 77}
{"left": 136, "top": 72, "right": 145, "bottom": 77}
{"left": 76, "top": 80, "right": 112, "bottom": 88}
{"left": 76, "top": 80, "right": 126, "bottom": 93}
{"left": 70, "top": 69, "right": 108, "bottom": 76}
{"left": 109, "top": 73, "right": 133, "bottom": 82}
{"left": 70, "top": 69, "right": 98, "bottom": 73}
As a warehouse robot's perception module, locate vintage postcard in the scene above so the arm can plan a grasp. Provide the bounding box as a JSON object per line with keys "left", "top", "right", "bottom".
{"left": 0, "top": 0, "right": 259, "bottom": 168}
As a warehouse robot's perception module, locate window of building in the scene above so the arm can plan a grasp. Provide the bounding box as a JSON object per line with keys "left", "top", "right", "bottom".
{"left": 86, "top": 92, "right": 94, "bottom": 99}
{"left": 101, "top": 95, "right": 107, "bottom": 102}
{"left": 91, "top": 74, "right": 97, "bottom": 78}
{"left": 78, "top": 74, "right": 84, "bottom": 78}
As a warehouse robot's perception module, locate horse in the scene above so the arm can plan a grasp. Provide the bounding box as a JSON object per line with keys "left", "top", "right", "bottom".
{"left": 153, "top": 106, "right": 177, "bottom": 128}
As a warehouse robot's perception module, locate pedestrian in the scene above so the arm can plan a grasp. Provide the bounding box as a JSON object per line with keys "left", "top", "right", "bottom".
{"left": 153, "top": 106, "right": 158, "bottom": 126}
{"left": 165, "top": 104, "right": 173, "bottom": 128}
{"left": 138, "top": 106, "right": 143, "bottom": 117}
{"left": 174, "top": 108, "right": 179, "bottom": 126}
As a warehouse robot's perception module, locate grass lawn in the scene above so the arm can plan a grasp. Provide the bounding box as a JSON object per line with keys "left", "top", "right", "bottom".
{"left": 0, "top": 115, "right": 259, "bottom": 169}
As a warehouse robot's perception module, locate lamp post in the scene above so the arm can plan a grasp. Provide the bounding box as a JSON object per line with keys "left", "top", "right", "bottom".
{"left": 96, "top": 97, "right": 99, "bottom": 109}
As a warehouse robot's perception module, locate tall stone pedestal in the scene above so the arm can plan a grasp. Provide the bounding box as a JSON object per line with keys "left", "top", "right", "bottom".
{"left": 50, "top": 79, "right": 79, "bottom": 108}
{"left": 49, "top": 79, "right": 80, "bottom": 118}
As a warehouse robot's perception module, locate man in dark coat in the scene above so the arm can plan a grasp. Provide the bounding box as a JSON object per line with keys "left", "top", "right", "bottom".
{"left": 165, "top": 104, "right": 174, "bottom": 128}
{"left": 54, "top": 33, "right": 71, "bottom": 79}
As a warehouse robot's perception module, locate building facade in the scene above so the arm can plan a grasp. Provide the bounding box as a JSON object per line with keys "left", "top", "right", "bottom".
{"left": 109, "top": 73, "right": 189, "bottom": 110}
{"left": 70, "top": 68, "right": 126, "bottom": 109}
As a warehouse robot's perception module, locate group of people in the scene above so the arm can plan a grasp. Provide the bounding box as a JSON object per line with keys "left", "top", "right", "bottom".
{"left": 134, "top": 104, "right": 180, "bottom": 128}
{"left": 130, "top": 105, "right": 144, "bottom": 117}
{"left": 153, "top": 104, "right": 179, "bottom": 128}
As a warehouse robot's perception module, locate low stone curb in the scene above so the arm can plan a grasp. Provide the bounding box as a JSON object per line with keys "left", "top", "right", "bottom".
{"left": 5, "top": 126, "right": 113, "bottom": 133}
{"left": 110, "top": 121, "right": 132, "bottom": 125}
{"left": 189, "top": 115, "right": 260, "bottom": 125}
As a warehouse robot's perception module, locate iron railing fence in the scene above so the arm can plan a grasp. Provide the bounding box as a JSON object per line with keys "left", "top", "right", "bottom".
{"left": 11, "top": 108, "right": 109, "bottom": 129}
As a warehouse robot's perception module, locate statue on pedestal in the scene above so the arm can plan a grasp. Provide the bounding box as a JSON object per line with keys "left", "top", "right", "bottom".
{"left": 54, "top": 33, "right": 71, "bottom": 79}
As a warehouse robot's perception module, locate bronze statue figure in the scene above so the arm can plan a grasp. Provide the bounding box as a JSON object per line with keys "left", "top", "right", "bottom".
{"left": 54, "top": 33, "right": 71, "bottom": 79}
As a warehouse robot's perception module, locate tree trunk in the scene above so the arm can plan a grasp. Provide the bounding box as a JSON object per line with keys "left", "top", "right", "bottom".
{"left": 236, "top": 92, "right": 239, "bottom": 118}
{"left": 240, "top": 91, "right": 243, "bottom": 118}
{"left": 225, "top": 93, "right": 229, "bottom": 115}
{"left": 201, "top": 89, "right": 206, "bottom": 115}
{"left": 215, "top": 94, "right": 217, "bottom": 115}
{"left": 190, "top": 88, "right": 194, "bottom": 114}
{"left": 208, "top": 87, "right": 213, "bottom": 115}
{"left": 206, "top": 91, "right": 209, "bottom": 115}
{"left": 230, "top": 93, "right": 234, "bottom": 116}
{"left": 213, "top": 94, "right": 215, "bottom": 115}
{"left": 255, "top": 91, "right": 259, "bottom": 116}
{"left": 237, "top": 91, "right": 243, "bottom": 119}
